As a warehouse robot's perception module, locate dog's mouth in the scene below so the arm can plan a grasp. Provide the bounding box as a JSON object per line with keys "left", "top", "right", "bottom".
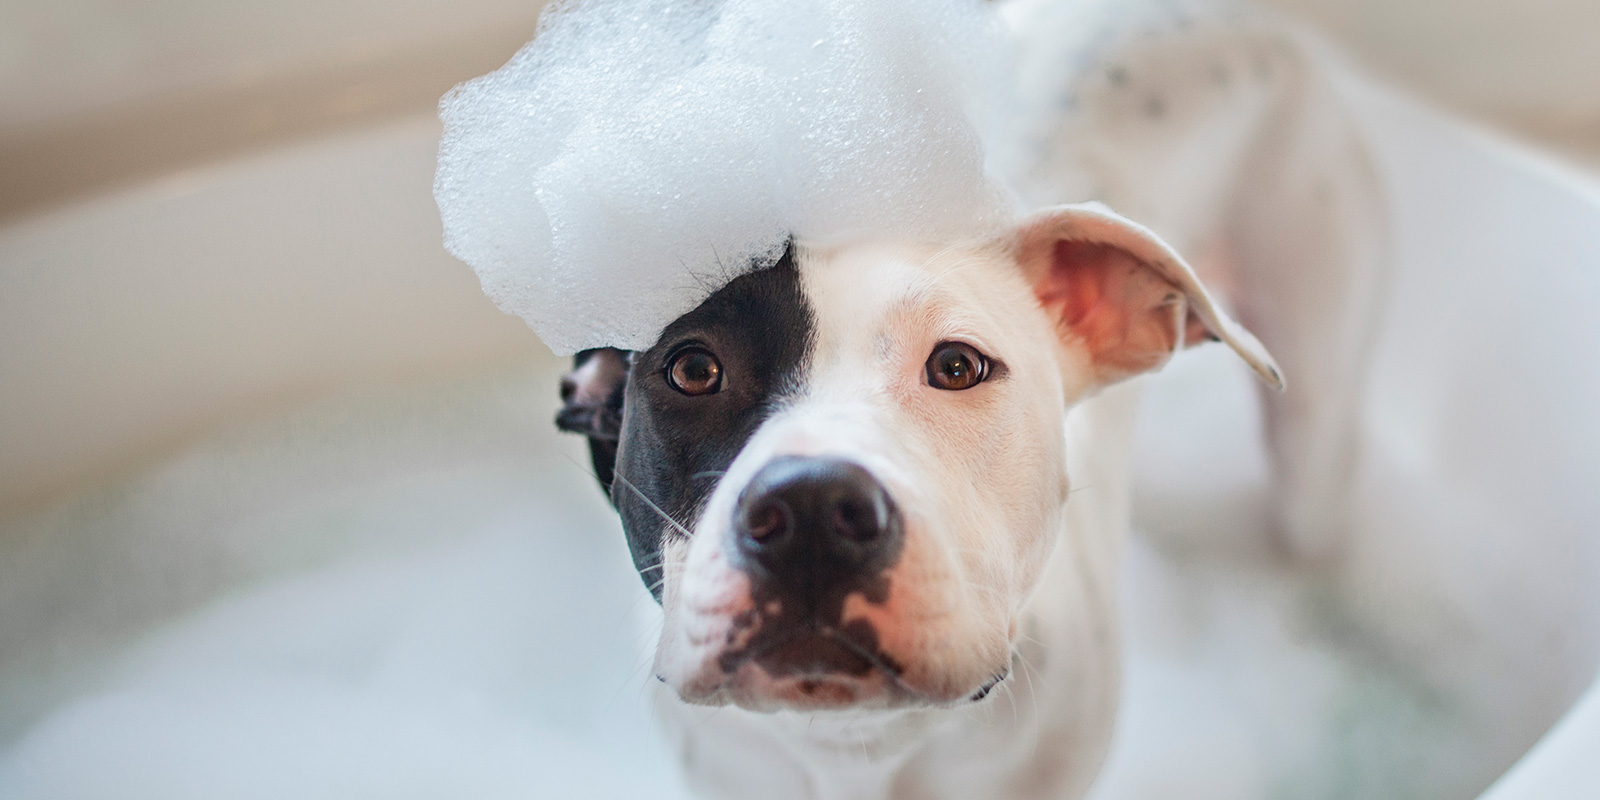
{"left": 740, "top": 624, "right": 899, "bottom": 680}
{"left": 691, "top": 622, "right": 926, "bottom": 710}
{"left": 683, "top": 619, "right": 1011, "bottom": 711}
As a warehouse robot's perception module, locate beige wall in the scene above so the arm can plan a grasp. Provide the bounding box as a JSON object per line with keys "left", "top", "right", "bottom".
{"left": 0, "top": 0, "right": 541, "bottom": 133}
{"left": 2, "top": 0, "right": 1599, "bottom": 220}
{"left": 2, "top": 0, "right": 1598, "bottom": 514}
{"left": 1264, "top": 0, "right": 1600, "bottom": 147}
{"left": 0, "top": 0, "right": 549, "bottom": 219}
{"left": 0, "top": 116, "right": 539, "bottom": 514}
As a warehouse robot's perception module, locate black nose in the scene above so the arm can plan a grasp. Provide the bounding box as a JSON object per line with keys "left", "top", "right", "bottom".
{"left": 733, "top": 456, "right": 903, "bottom": 587}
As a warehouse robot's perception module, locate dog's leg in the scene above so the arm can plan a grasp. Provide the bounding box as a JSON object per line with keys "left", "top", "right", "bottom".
{"left": 1005, "top": 10, "right": 1387, "bottom": 561}
{"left": 1219, "top": 37, "right": 1387, "bottom": 564}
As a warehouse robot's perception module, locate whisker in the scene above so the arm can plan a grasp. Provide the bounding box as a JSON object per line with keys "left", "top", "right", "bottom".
{"left": 554, "top": 449, "right": 698, "bottom": 540}
{"left": 1012, "top": 643, "right": 1044, "bottom": 721}
{"left": 605, "top": 650, "right": 660, "bottom": 713}
{"left": 999, "top": 657, "right": 1019, "bottom": 719}
{"left": 1015, "top": 633, "right": 1048, "bottom": 652}
{"left": 612, "top": 468, "right": 696, "bottom": 539}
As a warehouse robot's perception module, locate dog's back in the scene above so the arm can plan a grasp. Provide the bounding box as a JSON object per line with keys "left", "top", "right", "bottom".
{"left": 1003, "top": 1, "right": 1600, "bottom": 797}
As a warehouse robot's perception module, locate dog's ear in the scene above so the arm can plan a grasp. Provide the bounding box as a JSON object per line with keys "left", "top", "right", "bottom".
{"left": 557, "top": 348, "right": 630, "bottom": 495}
{"left": 1014, "top": 202, "right": 1283, "bottom": 392}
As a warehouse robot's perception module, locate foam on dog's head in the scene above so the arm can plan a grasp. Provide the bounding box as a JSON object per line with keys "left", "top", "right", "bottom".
{"left": 435, "top": 0, "right": 1016, "bottom": 354}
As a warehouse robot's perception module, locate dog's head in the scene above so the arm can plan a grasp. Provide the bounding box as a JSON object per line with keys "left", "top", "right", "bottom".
{"left": 557, "top": 204, "right": 1279, "bottom": 713}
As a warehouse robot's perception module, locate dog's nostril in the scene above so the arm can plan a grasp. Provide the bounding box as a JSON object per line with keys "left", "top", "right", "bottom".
{"left": 743, "top": 500, "right": 788, "bottom": 543}
{"left": 833, "top": 495, "right": 886, "bottom": 542}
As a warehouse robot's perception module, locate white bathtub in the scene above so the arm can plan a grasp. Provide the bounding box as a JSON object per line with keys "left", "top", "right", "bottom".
{"left": 2, "top": 7, "right": 1600, "bottom": 796}
{"left": 0, "top": 115, "right": 694, "bottom": 796}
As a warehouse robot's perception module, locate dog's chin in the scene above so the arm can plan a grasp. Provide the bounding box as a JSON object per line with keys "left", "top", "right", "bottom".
{"left": 674, "top": 661, "right": 911, "bottom": 712}
{"left": 732, "top": 662, "right": 902, "bottom": 712}
{"left": 670, "top": 652, "right": 1003, "bottom": 713}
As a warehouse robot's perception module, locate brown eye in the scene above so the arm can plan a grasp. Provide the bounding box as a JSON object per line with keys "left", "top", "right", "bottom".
{"left": 926, "top": 342, "right": 989, "bottom": 391}
{"left": 666, "top": 347, "right": 723, "bottom": 396}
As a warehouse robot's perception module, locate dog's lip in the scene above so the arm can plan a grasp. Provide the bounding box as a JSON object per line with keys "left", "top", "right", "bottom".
{"left": 758, "top": 625, "right": 891, "bottom": 677}
{"left": 714, "top": 624, "right": 931, "bottom": 702}
{"left": 760, "top": 630, "right": 875, "bottom": 677}
{"left": 967, "top": 670, "right": 1009, "bottom": 702}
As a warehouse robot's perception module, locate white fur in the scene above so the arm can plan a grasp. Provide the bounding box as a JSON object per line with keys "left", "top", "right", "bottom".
{"left": 650, "top": 210, "right": 1274, "bottom": 797}
{"left": 653, "top": 1, "right": 1600, "bottom": 797}
{"left": 1004, "top": 1, "right": 1600, "bottom": 797}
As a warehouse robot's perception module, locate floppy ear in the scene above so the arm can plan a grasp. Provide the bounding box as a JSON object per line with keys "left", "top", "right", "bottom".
{"left": 1014, "top": 202, "right": 1283, "bottom": 392}
{"left": 556, "top": 348, "right": 630, "bottom": 495}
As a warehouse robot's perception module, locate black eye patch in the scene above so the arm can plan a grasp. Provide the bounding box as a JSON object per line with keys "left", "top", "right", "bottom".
{"left": 606, "top": 245, "right": 814, "bottom": 600}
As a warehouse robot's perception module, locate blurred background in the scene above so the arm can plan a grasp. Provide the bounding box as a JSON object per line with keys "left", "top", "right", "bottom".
{"left": 1, "top": 0, "right": 1598, "bottom": 797}
{"left": 4, "top": 0, "right": 1600, "bottom": 520}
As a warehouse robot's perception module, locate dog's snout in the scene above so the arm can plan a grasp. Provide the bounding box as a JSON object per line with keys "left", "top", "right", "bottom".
{"left": 734, "top": 456, "right": 902, "bottom": 583}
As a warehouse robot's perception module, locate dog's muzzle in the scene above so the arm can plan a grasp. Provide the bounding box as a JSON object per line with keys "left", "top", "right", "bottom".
{"left": 726, "top": 456, "right": 905, "bottom": 680}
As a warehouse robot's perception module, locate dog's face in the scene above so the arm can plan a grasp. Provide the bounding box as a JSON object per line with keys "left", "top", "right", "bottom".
{"left": 558, "top": 205, "right": 1279, "bottom": 713}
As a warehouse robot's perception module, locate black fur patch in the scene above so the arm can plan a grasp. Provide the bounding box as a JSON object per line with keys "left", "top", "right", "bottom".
{"left": 609, "top": 248, "right": 813, "bottom": 599}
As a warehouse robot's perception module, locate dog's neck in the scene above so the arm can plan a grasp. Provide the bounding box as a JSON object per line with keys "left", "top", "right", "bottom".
{"left": 652, "top": 383, "right": 1140, "bottom": 800}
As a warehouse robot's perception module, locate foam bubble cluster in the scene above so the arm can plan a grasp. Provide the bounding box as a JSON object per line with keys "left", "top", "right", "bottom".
{"left": 436, "top": 0, "right": 1016, "bottom": 354}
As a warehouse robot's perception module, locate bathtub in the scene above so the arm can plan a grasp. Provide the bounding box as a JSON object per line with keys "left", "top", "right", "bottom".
{"left": 0, "top": 114, "right": 696, "bottom": 796}
{"left": 3, "top": 20, "right": 1600, "bottom": 800}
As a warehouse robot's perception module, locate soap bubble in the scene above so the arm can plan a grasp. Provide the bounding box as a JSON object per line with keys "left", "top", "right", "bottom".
{"left": 435, "top": 0, "right": 1017, "bottom": 354}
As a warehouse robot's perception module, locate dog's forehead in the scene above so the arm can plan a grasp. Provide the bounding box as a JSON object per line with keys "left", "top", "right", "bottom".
{"left": 799, "top": 243, "right": 940, "bottom": 318}
{"left": 797, "top": 241, "right": 1020, "bottom": 357}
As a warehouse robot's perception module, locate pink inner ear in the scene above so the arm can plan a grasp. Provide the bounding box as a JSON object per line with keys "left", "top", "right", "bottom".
{"left": 1036, "top": 240, "right": 1204, "bottom": 384}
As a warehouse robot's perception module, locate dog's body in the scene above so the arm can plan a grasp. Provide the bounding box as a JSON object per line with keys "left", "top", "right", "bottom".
{"left": 547, "top": 3, "right": 1325, "bottom": 798}
{"left": 555, "top": 1, "right": 1600, "bottom": 798}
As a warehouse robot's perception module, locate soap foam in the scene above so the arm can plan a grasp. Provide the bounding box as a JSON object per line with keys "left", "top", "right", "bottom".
{"left": 435, "top": 0, "right": 1016, "bottom": 354}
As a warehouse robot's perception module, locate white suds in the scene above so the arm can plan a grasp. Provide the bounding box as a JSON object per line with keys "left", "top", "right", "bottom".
{"left": 435, "top": 0, "right": 1017, "bottom": 354}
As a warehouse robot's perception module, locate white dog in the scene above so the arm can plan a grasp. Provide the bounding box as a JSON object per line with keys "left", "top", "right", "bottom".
{"left": 553, "top": 1, "right": 1600, "bottom": 798}
{"left": 553, "top": 3, "right": 1295, "bottom": 795}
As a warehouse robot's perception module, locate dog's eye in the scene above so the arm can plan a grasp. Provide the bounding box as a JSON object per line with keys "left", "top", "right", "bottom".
{"left": 666, "top": 347, "right": 723, "bottom": 396}
{"left": 925, "top": 341, "right": 989, "bottom": 391}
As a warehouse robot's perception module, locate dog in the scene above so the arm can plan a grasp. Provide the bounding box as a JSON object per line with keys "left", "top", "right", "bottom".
{"left": 557, "top": 196, "right": 1281, "bottom": 798}
{"left": 551, "top": 0, "right": 1596, "bottom": 796}
{"left": 543, "top": 0, "right": 1365, "bottom": 795}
